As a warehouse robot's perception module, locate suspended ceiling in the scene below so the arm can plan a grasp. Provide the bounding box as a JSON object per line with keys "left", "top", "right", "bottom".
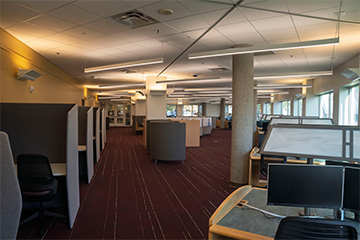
{"left": 1, "top": 0, "right": 359, "bottom": 103}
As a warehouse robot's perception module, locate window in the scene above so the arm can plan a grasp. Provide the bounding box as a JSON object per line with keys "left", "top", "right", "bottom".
{"left": 263, "top": 102, "right": 272, "bottom": 114}
{"left": 343, "top": 85, "right": 359, "bottom": 125}
{"left": 183, "top": 105, "right": 199, "bottom": 116}
{"left": 166, "top": 104, "right": 177, "bottom": 117}
{"left": 319, "top": 92, "right": 333, "bottom": 118}
{"left": 294, "top": 99, "right": 303, "bottom": 116}
{"left": 257, "top": 103, "right": 262, "bottom": 120}
{"left": 225, "top": 105, "right": 232, "bottom": 118}
{"left": 281, "top": 100, "right": 291, "bottom": 115}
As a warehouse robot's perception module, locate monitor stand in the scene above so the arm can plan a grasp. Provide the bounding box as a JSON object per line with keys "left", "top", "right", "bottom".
{"left": 299, "top": 158, "right": 315, "bottom": 217}
{"left": 299, "top": 207, "right": 315, "bottom": 216}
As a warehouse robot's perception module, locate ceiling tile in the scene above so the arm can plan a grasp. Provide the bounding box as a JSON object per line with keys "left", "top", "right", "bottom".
{"left": 285, "top": 0, "right": 341, "bottom": 14}
{"left": 261, "top": 29, "right": 299, "bottom": 44}
{"left": 27, "top": 14, "right": 76, "bottom": 32}
{"left": 83, "top": 18, "right": 129, "bottom": 35}
{"left": 138, "top": 1, "right": 192, "bottom": 22}
{"left": 4, "top": 30, "right": 39, "bottom": 43}
{"left": 215, "top": 21, "right": 258, "bottom": 36}
{"left": 120, "top": 0, "right": 164, "bottom": 9}
{"left": 45, "top": 33, "right": 83, "bottom": 45}
{"left": 0, "top": 1, "right": 41, "bottom": 22}
{"left": 15, "top": 1, "right": 70, "bottom": 13}
{"left": 62, "top": 26, "right": 104, "bottom": 40}
{"left": 26, "top": 38, "right": 67, "bottom": 51}
{"left": 165, "top": 16, "right": 210, "bottom": 32}
{"left": 48, "top": 4, "right": 102, "bottom": 25}
{"left": 251, "top": 15, "right": 295, "bottom": 32}
{"left": 69, "top": 40, "right": 104, "bottom": 51}
{"left": 0, "top": 15, "right": 22, "bottom": 29}
{"left": 7, "top": 22, "right": 57, "bottom": 38}
{"left": 73, "top": 1, "right": 132, "bottom": 17}
{"left": 176, "top": 0, "right": 231, "bottom": 14}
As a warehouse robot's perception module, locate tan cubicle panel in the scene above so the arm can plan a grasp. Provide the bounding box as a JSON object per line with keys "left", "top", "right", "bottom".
{"left": 171, "top": 119, "right": 200, "bottom": 147}
{"left": 93, "top": 107, "right": 100, "bottom": 163}
{"left": 0, "top": 103, "right": 80, "bottom": 229}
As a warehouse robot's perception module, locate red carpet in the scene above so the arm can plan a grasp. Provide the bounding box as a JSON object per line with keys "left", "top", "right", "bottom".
{"left": 17, "top": 127, "right": 234, "bottom": 239}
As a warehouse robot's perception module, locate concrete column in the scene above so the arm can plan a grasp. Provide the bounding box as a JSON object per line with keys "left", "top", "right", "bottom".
{"left": 220, "top": 98, "right": 226, "bottom": 129}
{"left": 231, "top": 52, "right": 254, "bottom": 186}
{"left": 201, "top": 103, "right": 207, "bottom": 116}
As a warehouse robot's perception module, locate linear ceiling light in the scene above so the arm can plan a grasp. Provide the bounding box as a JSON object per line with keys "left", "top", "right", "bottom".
{"left": 254, "top": 71, "right": 333, "bottom": 80}
{"left": 188, "top": 37, "right": 339, "bottom": 59}
{"left": 184, "top": 87, "right": 232, "bottom": 92}
{"left": 84, "top": 57, "right": 164, "bottom": 73}
{"left": 156, "top": 78, "right": 222, "bottom": 84}
{"left": 255, "top": 84, "right": 312, "bottom": 90}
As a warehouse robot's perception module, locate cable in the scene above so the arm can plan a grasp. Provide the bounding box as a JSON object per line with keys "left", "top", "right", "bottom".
{"left": 238, "top": 202, "right": 286, "bottom": 219}
{"left": 157, "top": 0, "right": 244, "bottom": 77}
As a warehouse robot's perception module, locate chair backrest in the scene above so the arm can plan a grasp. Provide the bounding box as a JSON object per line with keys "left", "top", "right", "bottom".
{"left": 275, "top": 216, "right": 358, "bottom": 240}
{"left": 0, "top": 131, "right": 22, "bottom": 240}
{"left": 17, "top": 154, "right": 56, "bottom": 193}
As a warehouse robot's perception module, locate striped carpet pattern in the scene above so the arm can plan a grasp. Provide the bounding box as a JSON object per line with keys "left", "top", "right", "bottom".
{"left": 18, "top": 127, "right": 234, "bottom": 239}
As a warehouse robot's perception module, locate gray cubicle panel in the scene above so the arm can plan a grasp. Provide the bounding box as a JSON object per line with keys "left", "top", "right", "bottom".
{"left": 145, "top": 119, "right": 171, "bottom": 153}
{"left": 262, "top": 114, "right": 283, "bottom": 120}
{"left": 0, "top": 103, "right": 80, "bottom": 229}
{"left": 93, "top": 107, "right": 100, "bottom": 162}
{"left": 260, "top": 124, "right": 360, "bottom": 162}
{"left": 149, "top": 121, "right": 186, "bottom": 162}
{"left": 101, "top": 109, "right": 106, "bottom": 150}
{"left": 78, "top": 106, "right": 94, "bottom": 184}
{"left": 269, "top": 117, "right": 334, "bottom": 126}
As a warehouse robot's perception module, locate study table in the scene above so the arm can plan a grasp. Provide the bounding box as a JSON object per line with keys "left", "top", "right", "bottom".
{"left": 209, "top": 185, "right": 360, "bottom": 239}
{"left": 15, "top": 163, "right": 66, "bottom": 176}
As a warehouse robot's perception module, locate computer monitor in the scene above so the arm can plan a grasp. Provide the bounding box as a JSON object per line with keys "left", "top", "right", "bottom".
{"left": 267, "top": 164, "right": 344, "bottom": 209}
{"left": 343, "top": 166, "right": 360, "bottom": 214}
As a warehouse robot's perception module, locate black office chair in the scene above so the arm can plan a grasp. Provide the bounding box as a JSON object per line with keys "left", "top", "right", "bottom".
{"left": 17, "top": 154, "right": 66, "bottom": 236}
{"left": 275, "top": 216, "right": 358, "bottom": 240}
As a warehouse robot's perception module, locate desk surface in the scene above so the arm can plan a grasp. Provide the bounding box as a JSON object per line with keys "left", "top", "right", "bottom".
{"left": 209, "top": 186, "right": 360, "bottom": 240}
{"left": 15, "top": 163, "right": 66, "bottom": 176}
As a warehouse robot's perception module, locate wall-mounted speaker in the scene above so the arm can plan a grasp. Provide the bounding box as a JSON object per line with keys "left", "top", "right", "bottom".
{"left": 16, "top": 68, "right": 42, "bottom": 81}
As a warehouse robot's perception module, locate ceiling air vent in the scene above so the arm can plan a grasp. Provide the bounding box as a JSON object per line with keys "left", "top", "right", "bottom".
{"left": 208, "top": 67, "right": 229, "bottom": 72}
{"left": 111, "top": 10, "right": 159, "bottom": 29}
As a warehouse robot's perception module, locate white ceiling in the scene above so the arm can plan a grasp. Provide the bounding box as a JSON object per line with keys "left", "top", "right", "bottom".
{"left": 1, "top": 0, "right": 359, "bottom": 102}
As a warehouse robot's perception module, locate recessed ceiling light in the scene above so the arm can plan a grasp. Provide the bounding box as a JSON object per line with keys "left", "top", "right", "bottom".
{"left": 158, "top": 9, "right": 173, "bottom": 15}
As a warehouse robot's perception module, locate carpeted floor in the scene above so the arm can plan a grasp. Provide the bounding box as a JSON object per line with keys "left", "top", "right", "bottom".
{"left": 17, "top": 127, "right": 234, "bottom": 239}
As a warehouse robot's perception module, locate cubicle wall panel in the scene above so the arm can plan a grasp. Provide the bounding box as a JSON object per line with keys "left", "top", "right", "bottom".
{"left": 86, "top": 107, "right": 94, "bottom": 183}
{"left": 94, "top": 108, "right": 100, "bottom": 162}
{"left": 261, "top": 125, "right": 360, "bottom": 162}
{"left": 78, "top": 107, "right": 89, "bottom": 145}
{"left": 0, "top": 103, "right": 72, "bottom": 163}
{"left": 66, "top": 105, "right": 80, "bottom": 229}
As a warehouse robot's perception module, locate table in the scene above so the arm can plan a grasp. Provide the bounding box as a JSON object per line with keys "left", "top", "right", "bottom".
{"left": 15, "top": 163, "right": 66, "bottom": 176}
{"left": 209, "top": 186, "right": 360, "bottom": 239}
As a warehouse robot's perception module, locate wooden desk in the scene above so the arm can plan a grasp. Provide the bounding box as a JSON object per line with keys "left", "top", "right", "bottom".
{"left": 209, "top": 186, "right": 359, "bottom": 239}
{"left": 15, "top": 163, "right": 66, "bottom": 176}
{"left": 78, "top": 145, "right": 86, "bottom": 151}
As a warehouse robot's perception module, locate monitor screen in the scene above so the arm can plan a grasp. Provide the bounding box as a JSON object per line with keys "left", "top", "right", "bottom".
{"left": 267, "top": 164, "right": 344, "bottom": 209}
{"left": 343, "top": 166, "right": 360, "bottom": 213}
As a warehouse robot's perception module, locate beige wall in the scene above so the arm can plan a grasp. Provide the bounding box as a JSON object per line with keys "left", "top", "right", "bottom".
{"left": 0, "top": 28, "right": 95, "bottom": 105}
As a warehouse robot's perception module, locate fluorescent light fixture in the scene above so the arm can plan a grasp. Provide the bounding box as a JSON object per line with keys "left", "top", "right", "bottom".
{"left": 184, "top": 88, "right": 232, "bottom": 92}
{"left": 257, "top": 96, "right": 272, "bottom": 99}
{"left": 257, "top": 91, "right": 289, "bottom": 95}
{"left": 99, "top": 84, "right": 145, "bottom": 89}
{"left": 193, "top": 94, "right": 232, "bottom": 97}
{"left": 189, "top": 37, "right": 339, "bottom": 59}
{"left": 255, "top": 84, "right": 312, "bottom": 90}
{"left": 254, "top": 71, "right": 333, "bottom": 80}
{"left": 156, "top": 78, "right": 222, "bottom": 84}
{"left": 84, "top": 57, "right": 164, "bottom": 73}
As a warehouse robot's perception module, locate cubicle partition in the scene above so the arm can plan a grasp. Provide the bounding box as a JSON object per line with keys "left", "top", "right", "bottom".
{"left": 132, "top": 115, "right": 145, "bottom": 134}
{"left": 269, "top": 117, "right": 334, "bottom": 126}
{"left": 0, "top": 103, "right": 80, "bottom": 229}
{"left": 93, "top": 107, "right": 100, "bottom": 162}
{"left": 78, "top": 106, "right": 94, "bottom": 184}
{"left": 100, "top": 109, "right": 106, "bottom": 150}
{"left": 260, "top": 124, "right": 360, "bottom": 162}
{"left": 171, "top": 118, "right": 200, "bottom": 147}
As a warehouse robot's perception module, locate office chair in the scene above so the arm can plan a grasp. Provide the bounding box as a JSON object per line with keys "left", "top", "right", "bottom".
{"left": 17, "top": 154, "right": 66, "bottom": 237}
{"left": 275, "top": 216, "right": 358, "bottom": 240}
